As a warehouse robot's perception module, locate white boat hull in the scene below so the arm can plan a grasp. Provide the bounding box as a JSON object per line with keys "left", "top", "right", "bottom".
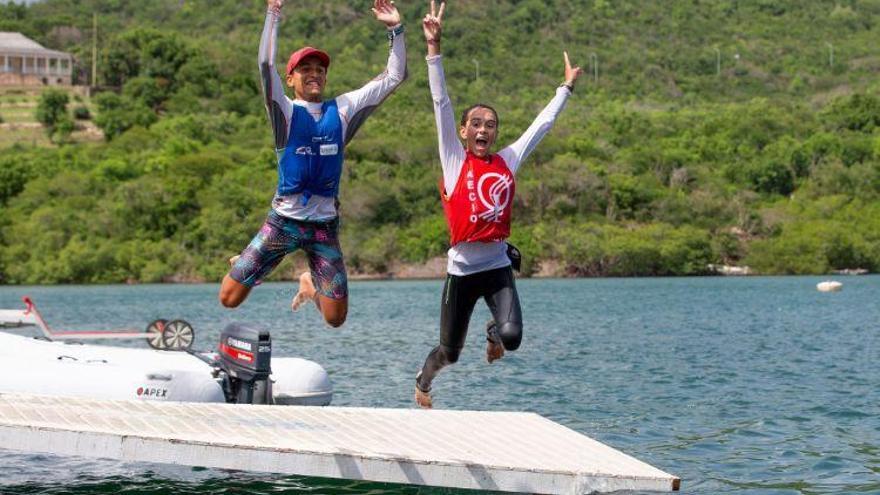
{"left": 0, "top": 332, "right": 332, "bottom": 405}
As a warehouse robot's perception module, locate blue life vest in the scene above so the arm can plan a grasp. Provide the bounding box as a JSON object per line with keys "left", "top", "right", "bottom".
{"left": 277, "top": 99, "right": 344, "bottom": 204}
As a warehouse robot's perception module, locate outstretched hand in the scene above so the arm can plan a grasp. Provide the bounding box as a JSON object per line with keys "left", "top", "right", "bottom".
{"left": 423, "top": 0, "right": 445, "bottom": 43}
{"left": 564, "top": 51, "right": 584, "bottom": 88}
{"left": 267, "top": 0, "right": 283, "bottom": 11}
{"left": 372, "top": 0, "right": 401, "bottom": 27}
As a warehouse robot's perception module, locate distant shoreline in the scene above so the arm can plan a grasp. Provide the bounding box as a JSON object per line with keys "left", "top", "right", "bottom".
{"left": 145, "top": 258, "right": 872, "bottom": 284}
{"left": 1, "top": 258, "right": 871, "bottom": 286}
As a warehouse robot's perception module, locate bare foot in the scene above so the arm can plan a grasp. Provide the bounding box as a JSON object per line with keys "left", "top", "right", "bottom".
{"left": 414, "top": 385, "right": 433, "bottom": 409}
{"left": 228, "top": 255, "right": 240, "bottom": 268}
{"left": 291, "top": 272, "right": 317, "bottom": 312}
{"left": 486, "top": 339, "right": 505, "bottom": 363}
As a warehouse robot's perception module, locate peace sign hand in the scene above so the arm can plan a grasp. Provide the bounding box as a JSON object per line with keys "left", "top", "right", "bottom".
{"left": 372, "top": 0, "right": 401, "bottom": 27}
{"left": 423, "top": 0, "right": 445, "bottom": 43}
{"left": 564, "top": 51, "right": 584, "bottom": 88}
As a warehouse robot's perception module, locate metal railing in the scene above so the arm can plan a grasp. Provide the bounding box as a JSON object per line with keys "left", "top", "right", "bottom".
{"left": 0, "top": 66, "right": 71, "bottom": 75}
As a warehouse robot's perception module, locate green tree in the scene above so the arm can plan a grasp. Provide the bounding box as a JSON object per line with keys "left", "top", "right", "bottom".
{"left": 822, "top": 94, "right": 880, "bottom": 133}
{"left": 35, "top": 89, "right": 71, "bottom": 140}
{"left": 93, "top": 92, "right": 158, "bottom": 140}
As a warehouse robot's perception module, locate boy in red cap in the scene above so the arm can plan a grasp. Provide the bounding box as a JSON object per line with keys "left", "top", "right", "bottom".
{"left": 219, "top": 0, "right": 406, "bottom": 329}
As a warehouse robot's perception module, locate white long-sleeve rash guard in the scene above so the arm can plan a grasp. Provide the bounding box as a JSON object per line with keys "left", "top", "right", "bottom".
{"left": 259, "top": 8, "right": 407, "bottom": 221}
{"left": 427, "top": 55, "right": 571, "bottom": 277}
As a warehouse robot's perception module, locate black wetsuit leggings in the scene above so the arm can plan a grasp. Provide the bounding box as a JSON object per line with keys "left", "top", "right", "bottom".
{"left": 416, "top": 266, "right": 523, "bottom": 392}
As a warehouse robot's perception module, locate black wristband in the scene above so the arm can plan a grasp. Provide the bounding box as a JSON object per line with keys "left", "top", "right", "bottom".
{"left": 561, "top": 82, "right": 574, "bottom": 93}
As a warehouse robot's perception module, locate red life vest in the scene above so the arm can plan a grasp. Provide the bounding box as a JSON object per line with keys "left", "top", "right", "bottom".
{"left": 441, "top": 152, "right": 516, "bottom": 246}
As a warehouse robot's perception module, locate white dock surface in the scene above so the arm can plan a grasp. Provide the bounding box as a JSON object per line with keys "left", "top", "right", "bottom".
{"left": 0, "top": 393, "right": 679, "bottom": 494}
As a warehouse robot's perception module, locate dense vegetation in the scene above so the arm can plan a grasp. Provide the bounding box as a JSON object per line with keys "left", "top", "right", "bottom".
{"left": 1, "top": 0, "right": 879, "bottom": 283}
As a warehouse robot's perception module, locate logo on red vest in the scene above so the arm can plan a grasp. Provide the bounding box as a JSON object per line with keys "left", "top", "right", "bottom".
{"left": 444, "top": 154, "right": 515, "bottom": 245}
{"left": 475, "top": 172, "right": 513, "bottom": 223}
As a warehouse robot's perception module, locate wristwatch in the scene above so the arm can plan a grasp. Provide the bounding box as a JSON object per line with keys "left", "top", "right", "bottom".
{"left": 387, "top": 24, "right": 405, "bottom": 46}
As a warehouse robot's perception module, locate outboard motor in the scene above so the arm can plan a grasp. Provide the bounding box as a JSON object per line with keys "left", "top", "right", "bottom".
{"left": 217, "top": 323, "right": 273, "bottom": 404}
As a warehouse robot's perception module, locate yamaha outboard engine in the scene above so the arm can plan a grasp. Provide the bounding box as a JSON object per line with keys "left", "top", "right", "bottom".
{"left": 217, "top": 323, "right": 273, "bottom": 404}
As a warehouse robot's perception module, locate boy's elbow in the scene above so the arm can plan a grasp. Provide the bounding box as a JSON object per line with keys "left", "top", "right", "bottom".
{"left": 389, "top": 66, "right": 408, "bottom": 87}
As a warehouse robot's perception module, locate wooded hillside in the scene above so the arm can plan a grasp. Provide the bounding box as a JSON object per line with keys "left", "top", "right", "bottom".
{"left": 1, "top": 0, "right": 879, "bottom": 283}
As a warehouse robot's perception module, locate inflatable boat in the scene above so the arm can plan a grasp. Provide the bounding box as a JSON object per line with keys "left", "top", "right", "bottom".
{"left": 0, "top": 298, "right": 332, "bottom": 406}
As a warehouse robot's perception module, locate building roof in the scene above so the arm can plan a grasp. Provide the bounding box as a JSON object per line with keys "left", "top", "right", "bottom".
{"left": 0, "top": 32, "right": 71, "bottom": 58}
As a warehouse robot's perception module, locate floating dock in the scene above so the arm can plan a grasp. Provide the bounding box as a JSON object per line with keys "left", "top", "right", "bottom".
{"left": 0, "top": 393, "right": 679, "bottom": 494}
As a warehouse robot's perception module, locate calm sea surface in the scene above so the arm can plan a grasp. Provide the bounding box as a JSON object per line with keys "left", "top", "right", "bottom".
{"left": 0, "top": 277, "right": 877, "bottom": 494}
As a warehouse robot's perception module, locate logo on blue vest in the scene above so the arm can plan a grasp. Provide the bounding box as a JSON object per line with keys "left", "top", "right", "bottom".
{"left": 320, "top": 144, "right": 339, "bottom": 156}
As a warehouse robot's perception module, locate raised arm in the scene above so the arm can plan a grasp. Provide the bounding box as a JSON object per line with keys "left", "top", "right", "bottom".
{"left": 498, "top": 51, "right": 583, "bottom": 174}
{"left": 259, "top": 0, "right": 292, "bottom": 151}
{"left": 424, "top": 1, "right": 465, "bottom": 195}
{"left": 336, "top": 0, "right": 408, "bottom": 145}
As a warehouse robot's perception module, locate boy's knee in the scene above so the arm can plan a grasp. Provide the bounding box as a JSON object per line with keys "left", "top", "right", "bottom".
{"left": 219, "top": 290, "right": 244, "bottom": 308}
{"left": 324, "top": 315, "right": 346, "bottom": 328}
{"left": 219, "top": 275, "right": 249, "bottom": 308}
{"left": 320, "top": 298, "right": 347, "bottom": 328}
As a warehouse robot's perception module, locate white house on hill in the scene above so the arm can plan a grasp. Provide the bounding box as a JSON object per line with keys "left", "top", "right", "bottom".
{"left": 0, "top": 32, "right": 73, "bottom": 86}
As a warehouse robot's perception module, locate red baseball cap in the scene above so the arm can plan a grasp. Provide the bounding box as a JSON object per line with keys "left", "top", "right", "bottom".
{"left": 286, "top": 47, "right": 331, "bottom": 75}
